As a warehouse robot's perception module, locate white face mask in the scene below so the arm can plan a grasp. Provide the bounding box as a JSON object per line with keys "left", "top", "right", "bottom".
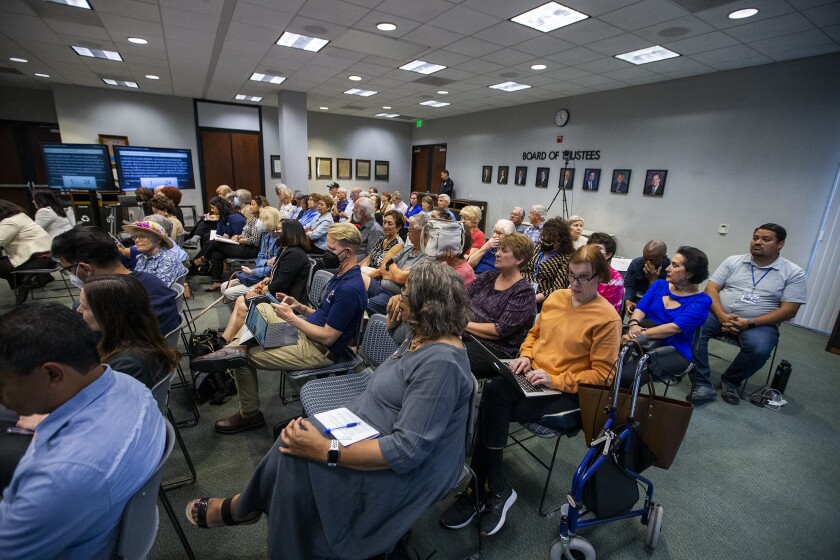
{"left": 69, "top": 273, "right": 84, "bottom": 289}
{"left": 255, "top": 219, "right": 266, "bottom": 233}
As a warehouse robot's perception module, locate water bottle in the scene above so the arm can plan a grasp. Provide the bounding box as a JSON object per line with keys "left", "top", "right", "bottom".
{"left": 770, "top": 359, "right": 792, "bottom": 395}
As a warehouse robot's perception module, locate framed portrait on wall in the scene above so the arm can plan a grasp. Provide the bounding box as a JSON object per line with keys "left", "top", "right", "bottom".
{"left": 582, "top": 168, "right": 600, "bottom": 191}
{"left": 535, "top": 167, "right": 550, "bottom": 188}
{"left": 316, "top": 157, "right": 332, "bottom": 180}
{"left": 375, "top": 160, "right": 389, "bottom": 181}
{"left": 356, "top": 159, "right": 371, "bottom": 180}
{"left": 558, "top": 168, "right": 574, "bottom": 190}
{"left": 643, "top": 169, "right": 667, "bottom": 196}
{"left": 308, "top": 157, "right": 312, "bottom": 179}
{"left": 610, "top": 169, "right": 631, "bottom": 194}
{"left": 514, "top": 166, "right": 527, "bottom": 186}
{"left": 497, "top": 166, "right": 509, "bottom": 184}
{"left": 337, "top": 158, "right": 352, "bottom": 180}
{"left": 481, "top": 165, "right": 492, "bottom": 184}
{"left": 270, "top": 155, "right": 282, "bottom": 178}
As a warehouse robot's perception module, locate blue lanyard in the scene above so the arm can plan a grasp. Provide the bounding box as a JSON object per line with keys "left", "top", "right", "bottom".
{"left": 750, "top": 264, "right": 772, "bottom": 289}
{"left": 534, "top": 250, "right": 558, "bottom": 279}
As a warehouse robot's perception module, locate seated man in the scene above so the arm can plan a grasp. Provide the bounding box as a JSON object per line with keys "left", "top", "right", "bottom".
{"left": 353, "top": 197, "right": 383, "bottom": 260}
{"left": 192, "top": 223, "right": 368, "bottom": 434}
{"left": 365, "top": 213, "right": 432, "bottom": 315}
{"left": 51, "top": 226, "right": 180, "bottom": 334}
{"left": 509, "top": 207, "right": 527, "bottom": 234}
{"left": 622, "top": 240, "right": 670, "bottom": 317}
{"left": 436, "top": 194, "right": 456, "bottom": 221}
{"left": 0, "top": 303, "right": 165, "bottom": 560}
{"left": 690, "top": 224, "right": 806, "bottom": 405}
{"left": 523, "top": 204, "right": 546, "bottom": 245}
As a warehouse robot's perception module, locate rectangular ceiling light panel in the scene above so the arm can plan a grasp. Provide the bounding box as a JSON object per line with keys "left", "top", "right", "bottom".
{"left": 73, "top": 46, "right": 123, "bottom": 61}
{"left": 345, "top": 88, "right": 377, "bottom": 96}
{"left": 489, "top": 81, "right": 532, "bottom": 92}
{"left": 399, "top": 60, "right": 447, "bottom": 74}
{"left": 511, "top": 2, "right": 589, "bottom": 32}
{"left": 615, "top": 45, "right": 680, "bottom": 65}
{"left": 276, "top": 32, "right": 329, "bottom": 52}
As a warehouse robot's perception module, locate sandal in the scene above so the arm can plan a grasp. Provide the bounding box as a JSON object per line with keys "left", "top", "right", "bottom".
{"left": 185, "top": 497, "right": 261, "bottom": 528}
{"left": 205, "top": 282, "right": 223, "bottom": 292}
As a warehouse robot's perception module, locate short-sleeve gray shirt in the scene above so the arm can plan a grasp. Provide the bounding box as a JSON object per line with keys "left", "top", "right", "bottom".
{"left": 711, "top": 254, "right": 806, "bottom": 318}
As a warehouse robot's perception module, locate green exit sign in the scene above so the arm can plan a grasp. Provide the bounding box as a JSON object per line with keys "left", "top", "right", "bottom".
{"left": 416, "top": 119, "right": 423, "bottom": 127}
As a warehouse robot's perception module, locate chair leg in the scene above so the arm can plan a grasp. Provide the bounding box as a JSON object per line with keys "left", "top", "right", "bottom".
{"left": 172, "top": 364, "right": 200, "bottom": 428}
{"left": 742, "top": 343, "right": 779, "bottom": 399}
{"left": 158, "top": 486, "right": 197, "bottom": 560}
{"left": 538, "top": 436, "right": 564, "bottom": 517}
{"left": 162, "top": 408, "right": 197, "bottom": 490}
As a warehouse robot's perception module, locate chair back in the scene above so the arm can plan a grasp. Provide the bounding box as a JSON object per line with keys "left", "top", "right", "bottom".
{"left": 173, "top": 271, "right": 187, "bottom": 287}
{"left": 309, "top": 270, "right": 334, "bottom": 308}
{"left": 170, "top": 282, "right": 185, "bottom": 314}
{"left": 113, "top": 418, "right": 175, "bottom": 560}
{"left": 163, "top": 317, "right": 188, "bottom": 351}
{"left": 150, "top": 370, "right": 176, "bottom": 415}
{"left": 358, "top": 314, "right": 398, "bottom": 368}
{"left": 464, "top": 375, "right": 480, "bottom": 454}
{"left": 304, "top": 257, "right": 317, "bottom": 297}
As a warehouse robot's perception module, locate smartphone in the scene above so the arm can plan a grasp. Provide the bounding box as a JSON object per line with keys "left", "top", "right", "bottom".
{"left": 108, "top": 232, "right": 125, "bottom": 248}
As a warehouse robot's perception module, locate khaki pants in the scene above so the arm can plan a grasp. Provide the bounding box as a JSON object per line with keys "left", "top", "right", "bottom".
{"left": 232, "top": 303, "right": 333, "bottom": 415}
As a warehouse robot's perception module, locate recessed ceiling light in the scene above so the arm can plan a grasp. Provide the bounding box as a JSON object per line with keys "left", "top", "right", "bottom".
{"left": 345, "top": 88, "right": 377, "bottom": 97}
{"left": 276, "top": 32, "right": 329, "bottom": 52}
{"left": 103, "top": 78, "right": 138, "bottom": 88}
{"left": 511, "top": 2, "right": 589, "bottom": 33}
{"left": 437, "top": 90, "right": 449, "bottom": 95}
{"left": 127, "top": 37, "right": 148, "bottom": 45}
{"left": 376, "top": 23, "right": 397, "bottom": 31}
{"left": 419, "top": 100, "right": 450, "bottom": 107}
{"left": 349, "top": 75, "right": 362, "bottom": 81}
{"left": 145, "top": 74, "right": 160, "bottom": 80}
{"left": 399, "top": 60, "right": 447, "bottom": 75}
{"left": 9, "top": 57, "right": 28, "bottom": 63}
{"left": 531, "top": 64, "right": 547, "bottom": 70}
{"left": 72, "top": 46, "right": 123, "bottom": 61}
{"left": 729, "top": 8, "right": 758, "bottom": 20}
{"left": 34, "top": 73, "right": 50, "bottom": 78}
{"left": 235, "top": 94, "right": 262, "bottom": 102}
{"left": 45, "top": 0, "right": 91, "bottom": 9}
{"left": 376, "top": 113, "right": 400, "bottom": 118}
{"left": 382, "top": 106, "right": 392, "bottom": 109}
{"left": 250, "top": 72, "right": 286, "bottom": 84}
{"left": 615, "top": 45, "right": 680, "bottom": 65}
{"left": 320, "top": 107, "right": 329, "bottom": 110}
{"left": 489, "top": 81, "right": 532, "bottom": 92}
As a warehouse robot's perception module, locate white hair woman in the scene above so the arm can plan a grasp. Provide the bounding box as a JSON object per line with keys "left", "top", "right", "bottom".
{"left": 568, "top": 215, "right": 588, "bottom": 250}
{"left": 275, "top": 184, "right": 294, "bottom": 219}
{"left": 468, "top": 219, "right": 518, "bottom": 273}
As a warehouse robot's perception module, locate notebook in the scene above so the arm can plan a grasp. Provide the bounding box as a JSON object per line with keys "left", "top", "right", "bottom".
{"left": 311, "top": 408, "right": 379, "bottom": 446}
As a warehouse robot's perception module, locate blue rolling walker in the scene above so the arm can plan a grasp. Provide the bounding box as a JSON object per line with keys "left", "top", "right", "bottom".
{"left": 550, "top": 342, "right": 692, "bottom": 560}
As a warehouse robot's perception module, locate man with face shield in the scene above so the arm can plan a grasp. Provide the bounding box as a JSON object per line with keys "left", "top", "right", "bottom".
{"left": 192, "top": 223, "right": 368, "bottom": 435}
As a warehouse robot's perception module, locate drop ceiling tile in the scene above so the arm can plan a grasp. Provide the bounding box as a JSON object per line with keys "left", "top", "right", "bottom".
{"left": 284, "top": 16, "right": 349, "bottom": 41}
{"left": 787, "top": 0, "right": 838, "bottom": 9}
{"left": 98, "top": 14, "right": 165, "bottom": 40}
{"left": 319, "top": 46, "right": 367, "bottom": 62}
{"left": 544, "top": 67, "right": 593, "bottom": 80}
{"left": 710, "top": 54, "right": 774, "bottom": 70}
{"left": 480, "top": 47, "right": 534, "bottom": 66}
{"left": 454, "top": 58, "right": 504, "bottom": 74}
{"left": 160, "top": 0, "right": 225, "bottom": 17}
{"left": 397, "top": 24, "right": 457, "bottom": 50}
{"left": 767, "top": 42, "right": 839, "bottom": 61}
{"left": 661, "top": 66, "right": 714, "bottom": 79}
{"left": 298, "top": 0, "right": 370, "bottom": 27}
{"left": 413, "top": 48, "right": 468, "bottom": 67}
{"left": 546, "top": 46, "right": 602, "bottom": 66}
{"left": 93, "top": 0, "right": 162, "bottom": 21}
{"left": 749, "top": 29, "right": 833, "bottom": 55}
{"left": 822, "top": 23, "right": 840, "bottom": 42}
{"left": 695, "top": 0, "right": 794, "bottom": 30}
{"left": 633, "top": 15, "right": 715, "bottom": 44}
{"left": 231, "top": 2, "right": 295, "bottom": 29}
{"left": 444, "top": 36, "right": 504, "bottom": 58}
{"left": 561, "top": 0, "right": 642, "bottom": 18}
{"left": 428, "top": 5, "right": 500, "bottom": 35}
{"left": 725, "top": 13, "right": 815, "bottom": 42}
{"left": 599, "top": 0, "right": 689, "bottom": 32}
{"left": 433, "top": 67, "right": 477, "bottom": 81}
{"left": 572, "top": 74, "right": 621, "bottom": 87}
{"left": 160, "top": 6, "right": 221, "bottom": 32}
{"left": 513, "top": 35, "right": 576, "bottom": 57}
{"left": 472, "top": 20, "right": 543, "bottom": 48}
{"left": 587, "top": 33, "right": 653, "bottom": 56}
{"left": 803, "top": 3, "right": 840, "bottom": 26}
{"left": 550, "top": 18, "right": 623, "bottom": 46}
{"left": 603, "top": 65, "right": 660, "bottom": 81}
{"left": 351, "top": 11, "right": 423, "bottom": 38}
{"left": 0, "top": 14, "right": 61, "bottom": 42}
{"left": 663, "top": 31, "right": 740, "bottom": 55}
{"left": 643, "top": 55, "right": 707, "bottom": 73}
{"left": 690, "top": 44, "right": 763, "bottom": 65}
{"left": 576, "top": 56, "right": 628, "bottom": 73}
{"left": 376, "top": 0, "right": 458, "bottom": 23}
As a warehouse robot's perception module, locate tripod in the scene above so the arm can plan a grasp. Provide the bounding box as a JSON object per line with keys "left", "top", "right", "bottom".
{"left": 546, "top": 158, "right": 571, "bottom": 219}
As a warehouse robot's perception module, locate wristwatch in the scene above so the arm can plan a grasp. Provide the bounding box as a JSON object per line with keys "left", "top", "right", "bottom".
{"left": 747, "top": 318, "right": 756, "bottom": 329}
{"left": 327, "top": 439, "right": 340, "bottom": 467}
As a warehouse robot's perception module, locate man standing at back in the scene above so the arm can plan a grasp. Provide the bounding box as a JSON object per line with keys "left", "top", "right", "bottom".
{"left": 440, "top": 170, "right": 455, "bottom": 198}
{"left": 0, "top": 303, "right": 165, "bottom": 560}
{"left": 690, "top": 224, "right": 806, "bottom": 404}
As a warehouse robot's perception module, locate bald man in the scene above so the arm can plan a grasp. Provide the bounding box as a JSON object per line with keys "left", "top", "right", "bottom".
{"left": 622, "top": 240, "right": 670, "bottom": 316}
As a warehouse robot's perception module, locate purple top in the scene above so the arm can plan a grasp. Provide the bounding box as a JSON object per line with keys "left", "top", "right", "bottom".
{"left": 468, "top": 270, "right": 537, "bottom": 357}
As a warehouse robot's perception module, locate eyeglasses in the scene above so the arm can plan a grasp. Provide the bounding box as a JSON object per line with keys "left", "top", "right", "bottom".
{"left": 58, "top": 263, "right": 79, "bottom": 277}
{"left": 568, "top": 274, "right": 595, "bottom": 285}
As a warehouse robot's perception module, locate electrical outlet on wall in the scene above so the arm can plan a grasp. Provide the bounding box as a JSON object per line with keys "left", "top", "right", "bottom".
{"left": 718, "top": 224, "right": 729, "bottom": 235}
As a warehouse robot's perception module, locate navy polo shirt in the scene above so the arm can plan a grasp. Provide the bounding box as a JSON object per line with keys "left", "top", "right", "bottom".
{"left": 307, "top": 266, "right": 367, "bottom": 358}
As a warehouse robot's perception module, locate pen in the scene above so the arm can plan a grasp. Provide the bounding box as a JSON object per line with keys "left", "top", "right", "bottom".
{"left": 323, "top": 422, "right": 360, "bottom": 434}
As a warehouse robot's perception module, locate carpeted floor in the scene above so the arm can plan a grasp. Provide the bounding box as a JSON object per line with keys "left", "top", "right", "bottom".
{"left": 4, "top": 274, "right": 839, "bottom": 560}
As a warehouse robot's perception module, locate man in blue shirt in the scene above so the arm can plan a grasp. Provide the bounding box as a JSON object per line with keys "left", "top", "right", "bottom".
{"left": 622, "top": 240, "right": 670, "bottom": 317}
{"left": 436, "top": 194, "right": 456, "bottom": 221}
{"left": 193, "top": 223, "right": 368, "bottom": 434}
{"left": 0, "top": 303, "right": 165, "bottom": 560}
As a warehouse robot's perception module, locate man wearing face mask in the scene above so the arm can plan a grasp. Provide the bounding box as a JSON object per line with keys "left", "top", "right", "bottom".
{"left": 192, "top": 223, "right": 368, "bottom": 434}
{"left": 50, "top": 226, "right": 180, "bottom": 334}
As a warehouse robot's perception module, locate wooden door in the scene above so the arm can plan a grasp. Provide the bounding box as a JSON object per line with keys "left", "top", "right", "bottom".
{"left": 431, "top": 145, "right": 447, "bottom": 194}
{"left": 410, "top": 143, "right": 446, "bottom": 194}
{"left": 200, "top": 130, "right": 234, "bottom": 204}
{"left": 231, "top": 132, "right": 260, "bottom": 196}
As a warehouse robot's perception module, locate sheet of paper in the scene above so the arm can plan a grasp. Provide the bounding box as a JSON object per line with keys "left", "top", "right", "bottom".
{"left": 239, "top": 324, "right": 254, "bottom": 345}
{"left": 313, "top": 407, "right": 379, "bottom": 446}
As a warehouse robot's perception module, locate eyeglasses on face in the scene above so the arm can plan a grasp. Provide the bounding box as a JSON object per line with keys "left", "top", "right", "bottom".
{"left": 568, "top": 273, "right": 595, "bottom": 285}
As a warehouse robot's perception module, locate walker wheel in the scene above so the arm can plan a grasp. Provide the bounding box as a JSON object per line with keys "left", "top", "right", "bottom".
{"left": 644, "top": 504, "right": 663, "bottom": 549}
{"left": 549, "top": 536, "right": 596, "bottom": 560}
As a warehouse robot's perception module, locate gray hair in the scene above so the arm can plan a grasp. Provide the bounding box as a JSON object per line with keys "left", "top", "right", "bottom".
{"left": 391, "top": 191, "right": 402, "bottom": 201}
{"left": 530, "top": 204, "right": 547, "bottom": 220}
{"left": 438, "top": 194, "right": 451, "bottom": 205}
{"left": 354, "top": 197, "right": 375, "bottom": 220}
{"left": 144, "top": 214, "right": 173, "bottom": 237}
{"left": 405, "top": 260, "right": 470, "bottom": 339}
{"left": 274, "top": 184, "right": 292, "bottom": 200}
{"left": 511, "top": 206, "right": 524, "bottom": 217}
{"left": 409, "top": 212, "right": 430, "bottom": 230}
{"left": 336, "top": 187, "right": 347, "bottom": 195}
{"left": 235, "top": 189, "right": 252, "bottom": 204}
{"left": 495, "top": 219, "right": 515, "bottom": 235}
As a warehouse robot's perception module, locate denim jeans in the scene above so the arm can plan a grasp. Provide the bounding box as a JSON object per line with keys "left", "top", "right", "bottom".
{"left": 692, "top": 313, "right": 779, "bottom": 389}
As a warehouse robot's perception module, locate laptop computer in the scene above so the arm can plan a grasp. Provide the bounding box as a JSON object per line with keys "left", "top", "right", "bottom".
{"left": 464, "top": 334, "right": 563, "bottom": 398}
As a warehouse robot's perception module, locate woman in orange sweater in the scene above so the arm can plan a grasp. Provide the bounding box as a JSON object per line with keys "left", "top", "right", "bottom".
{"left": 441, "top": 245, "right": 621, "bottom": 537}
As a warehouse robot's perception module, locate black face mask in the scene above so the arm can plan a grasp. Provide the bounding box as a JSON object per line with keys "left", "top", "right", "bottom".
{"left": 322, "top": 249, "right": 342, "bottom": 269}
{"left": 540, "top": 240, "right": 554, "bottom": 251}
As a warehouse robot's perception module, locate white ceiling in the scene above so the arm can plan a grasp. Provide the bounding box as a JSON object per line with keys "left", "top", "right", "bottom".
{"left": 1, "top": 0, "right": 838, "bottom": 122}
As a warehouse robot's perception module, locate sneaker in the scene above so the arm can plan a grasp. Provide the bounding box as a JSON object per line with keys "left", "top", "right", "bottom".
{"left": 686, "top": 384, "right": 716, "bottom": 404}
{"left": 440, "top": 486, "right": 484, "bottom": 530}
{"left": 480, "top": 484, "right": 517, "bottom": 536}
{"left": 720, "top": 381, "right": 740, "bottom": 405}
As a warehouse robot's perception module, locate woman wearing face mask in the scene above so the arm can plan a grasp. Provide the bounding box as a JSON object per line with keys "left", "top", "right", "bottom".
{"left": 521, "top": 216, "right": 575, "bottom": 307}
{"left": 221, "top": 207, "right": 282, "bottom": 301}
{"left": 305, "top": 194, "right": 334, "bottom": 254}
{"left": 201, "top": 196, "right": 269, "bottom": 292}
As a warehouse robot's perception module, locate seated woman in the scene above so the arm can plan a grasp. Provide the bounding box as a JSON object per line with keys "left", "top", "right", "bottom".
{"left": 150, "top": 194, "right": 185, "bottom": 240}
{"left": 221, "top": 207, "right": 281, "bottom": 301}
{"left": 0, "top": 200, "right": 52, "bottom": 304}
{"left": 200, "top": 197, "right": 268, "bottom": 292}
{"left": 185, "top": 261, "right": 474, "bottom": 560}
{"left": 305, "top": 194, "right": 335, "bottom": 253}
{"left": 468, "top": 219, "right": 517, "bottom": 274}
{"left": 135, "top": 186, "right": 154, "bottom": 217}
{"left": 160, "top": 186, "right": 185, "bottom": 225}
{"left": 569, "top": 215, "right": 588, "bottom": 249}
{"left": 441, "top": 246, "right": 621, "bottom": 536}
{"left": 360, "top": 210, "right": 404, "bottom": 275}
{"left": 220, "top": 219, "right": 312, "bottom": 343}
{"left": 32, "top": 190, "right": 75, "bottom": 239}
{"left": 427, "top": 217, "right": 474, "bottom": 286}
{"left": 623, "top": 246, "right": 711, "bottom": 386}
{"left": 298, "top": 194, "right": 319, "bottom": 227}
{"left": 369, "top": 194, "right": 384, "bottom": 226}
{"left": 420, "top": 195, "right": 434, "bottom": 217}
{"left": 587, "top": 232, "right": 625, "bottom": 314}
{"left": 464, "top": 233, "right": 537, "bottom": 378}
{"left": 123, "top": 220, "right": 184, "bottom": 287}
{"left": 521, "top": 216, "right": 575, "bottom": 307}
{"left": 190, "top": 196, "right": 246, "bottom": 269}
{"left": 459, "top": 205, "right": 486, "bottom": 257}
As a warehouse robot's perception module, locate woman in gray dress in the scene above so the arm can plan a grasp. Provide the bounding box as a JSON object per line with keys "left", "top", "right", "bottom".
{"left": 185, "top": 260, "right": 474, "bottom": 559}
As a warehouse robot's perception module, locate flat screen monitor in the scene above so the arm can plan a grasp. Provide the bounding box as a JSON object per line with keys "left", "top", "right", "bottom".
{"left": 114, "top": 146, "right": 195, "bottom": 191}
{"left": 40, "top": 144, "right": 116, "bottom": 191}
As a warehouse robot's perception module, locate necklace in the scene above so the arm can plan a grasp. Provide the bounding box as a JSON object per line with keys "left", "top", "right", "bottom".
{"left": 408, "top": 335, "right": 430, "bottom": 352}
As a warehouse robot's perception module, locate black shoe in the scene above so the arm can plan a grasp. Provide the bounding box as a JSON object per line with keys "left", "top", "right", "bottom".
{"left": 480, "top": 484, "right": 517, "bottom": 536}
{"left": 720, "top": 381, "right": 740, "bottom": 405}
{"left": 190, "top": 345, "right": 249, "bottom": 373}
{"left": 14, "top": 283, "right": 30, "bottom": 305}
{"left": 687, "top": 384, "right": 716, "bottom": 404}
{"left": 440, "top": 485, "right": 484, "bottom": 530}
